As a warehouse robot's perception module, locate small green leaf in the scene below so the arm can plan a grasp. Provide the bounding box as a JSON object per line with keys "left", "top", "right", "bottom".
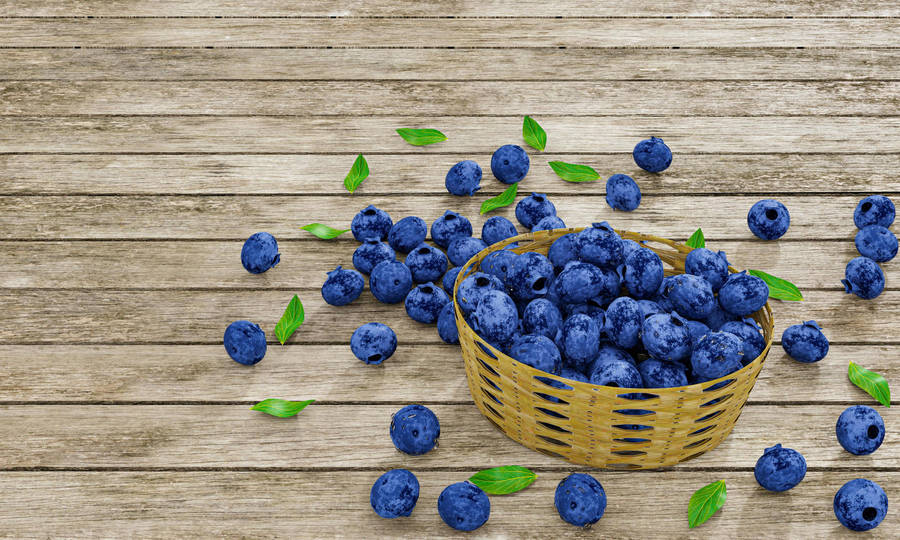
{"left": 344, "top": 154, "right": 369, "bottom": 193}
{"left": 849, "top": 361, "right": 891, "bottom": 407}
{"left": 747, "top": 269, "right": 803, "bottom": 301}
{"left": 396, "top": 128, "right": 447, "bottom": 146}
{"left": 251, "top": 398, "right": 315, "bottom": 418}
{"left": 300, "top": 223, "right": 350, "bottom": 240}
{"left": 686, "top": 228, "right": 705, "bottom": 249}
{"left": 480, "top": 182, "right": 518, "bottom": 215}
{"left": 274, "top": 294, "right": 304, "bottom": 345}
{"left": 548, "top": 161, "right": 600, "bottom": 183}
{"left": 688, "top": 480, "right": 727, "bottom": 528}
{"left": 468, "top": 466, "right": 537, "bottom": 495}
{"left": 522, "top": 115, "right": 547, "bottom": 152}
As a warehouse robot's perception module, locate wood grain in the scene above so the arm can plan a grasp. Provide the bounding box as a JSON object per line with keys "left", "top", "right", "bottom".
{"left": 0, "top": 344, "right": 894, "bottom": 404}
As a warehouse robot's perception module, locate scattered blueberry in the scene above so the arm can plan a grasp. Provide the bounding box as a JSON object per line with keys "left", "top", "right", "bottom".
{"left": 747, "top": 199, "right": 790, "bottom": 240}
{"left": 842, "top": 256, "right": 885, "bottom": 299}
{"left": 632, "top": 136, "right": 672, "bottom": 173}
{"left": 509, "top": 334, "right": 563, "bottom": 374}
{"left": 437, "top": 301, "right": 460, "bottom": 345}
{"left": 833, "top": 478, "right": 888, "bottom": 531}
{"left": 370, "top": 260, "right": 413, "bottom": 304}
{"left": 430, "top": 210, "right": 473, "bottom": 248}
{"left": 388, "top": 216, "right": 427, "bottom": 254}
{"left": 437, "top": 482, "right": 490, "bottom": 531}
{"left": 445, "top": 160, "right": 482, "bottom": 196}
{"left": 515, "top": 192, "right": 557, "bottom": 229}
{"left": 405, "top": 243, "right": 448, "bottom": 283}
{"left": 481, "top": 216, "right": 518, "bottom": 246}
{"left": 352, "top": 239, "right": 395, "bottom": 275}
{"left": 370, "top": 469, "right": 419, "bottom": 519}
{"left": 685, "top": 248, "right": 730, "bottom": 292}
{"left": 390, "top": 404, "right": 440, "bottom": 455}
{"left": 691, "top": 331, "right": 744, "bottom": 379}
{"left": 577, "top": 222, "right": 624, "bottom": 268}
{"left": 781, "top": 320, "right": 829, "bottom": 363}
{"left": 754, "top": 444, "right": 806, "bottom": 492}
{"left": 447, "top": 236, "right": 487, "bottom": 267}
{"left": 223, "top": 320, "right": 267, "bottom": 365}
{"left": 554, "top": 473, "right": 607, "bottom": 527}
{"left": 321, "top": 265, "right": 364, "bottom": 306}
{"left": 642, "top": 312, "right": 692, "bottom": 363}
{"left": 854, "top": 195, "right": 895, "bottom": 229}
{"left": 507, "top": 252, "right": 555, "bottom": 301}
{"left": 718, "top": 271, "right": 769, "bottom": 316}
{"left": 241, "top": 232, "right": 281, "bottom": 274}
{"left": 441, "top": 265, "right": 463, "bottom": 296}
{"left": 532, "top": 215, "right": 566, "bottom": 232}
{"left": 350, "top": 322, "right": 397, "bottom": 365}
{"left": 491, "top": 144, "right": 530, "bottom": 184}
{"left": 456, "top": 272, "right": 505, "bottom": 315}
{"left": 836, "top": 405, "right": 885, "bottom": 456}
{"left": 638, "top": 358, "right": 688, "bottom": 388}
{"left": 404, "top": 282, "right": 451, "bottom": 324}
{"left": 351, "top": 205, "right": 392, "bottom": 242}
{"left": 855, "top": 225, "right": 898, "bottom": 263}
{"left": 605, "top": 174, "right": 641, "bottom": 211}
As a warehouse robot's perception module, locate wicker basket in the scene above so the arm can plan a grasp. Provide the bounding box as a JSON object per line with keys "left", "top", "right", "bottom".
{"left": 453, "top": 227, "right": 774, "bottom": 470}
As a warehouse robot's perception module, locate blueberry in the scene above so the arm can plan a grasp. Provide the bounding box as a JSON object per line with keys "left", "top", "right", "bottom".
{"left": 555, "top": 473, "right": 607, "bottom": 527}
{"left": 591, "top": 344, "right": 637, "bottom": 369}
{"left": 855, "top": 225, "right": 898, "bottom": 263}
{"left": 685, "top": 248, "right": 730, "bottom": 292}
{"left": 447, "top": 236, "right": 487, "bottom": 267}
{"left": 441, "top": 266, "right": 463, "bottom": 296}
{"left": 577, "top": 221, "right": 624, "bottom": 268}
{"left": 718, "top": 270, "right": 769, "bottom": 316}
{"left": 702, "top": 302, "right": 740, "bottom": 331}
{"left": 430, "top": 210, "right": 473, "bottom": 249}
{"left": 632, "top": 136, "right": 672, "bottom": 173}
{"left": 642, "top": 313, "right": 692, "bottom": 363}
{"left": 721, "top": 318, "right": 765, "bottom": 364}
{"left": 437, "top": 301, "right": 460, "bottom": 344}
{"left": 605, "top": 174, "right": 641, "bottom": 211}
{"left": 223, "top": 320, "right": 267, "bottom": 365}
{"left": 604, "top": 297, "right": 643, "bottom": 349}
{"left": 532, "top": 215, "right": 566, "bottom": 232}
{"left": 836, "top": 405, "right": 885, "bottom": 456}
{"left": 350, "top": 322, "right": 397, "bottom": 365}
{"left": 405, "top": 243, "right": 448, "bottom": 283}
{"left": 554, "top": 261, "right": 605, "bottom": 304}
{"left": 471, "top": 289, "right": 518, "bottom": 345}
{"left": 388, "top": 216, "right": 427, "bottom": 254}
{"left": 623, "top": 247, "right": 664, "bottom": 299}
{"left": 854, "top": 195, "right": 895, "bottom": 229}
{"left": 842, "top": 256, "right": 885, "bottom": 299}
{"left": 515, "top": 192, "right": 556, "bottom": 229}
{"left": 352, "top": 239, "right": 395, "bottom": 275}
{"left": 445, "top": 160, "right": 482, "bottom": 196}
{"left": 781, "top": 320, "right": 828, "bottom": 363}
{"left": 456, "top": 272, "right": 505, "bottom": 315}
{"left": 833, "top": 478, "right": 888, "bottom": 531}
{"left": 368, "top": 260, "right": 412, "bottom": 304}
{"left": 481, "top": 250, "right": 518, "bottom": 282}
{"left": 240, "top": 232, "right": 281, "bottom": 274}
{"left": 560, "top": 314, "right": 601, "bottom": 372}
{"left": 507, "top": 252, "right": 555, "bottom": 301}
{"left": 522, "top": 298, "right": 564, "bottom": 340}
{"left": 686, "top": 320, "right": 711, "bottom": 347}
{"left": 351, "top": 205, "right": 392, "bottom": 242}
{"left": 589, "top": 358, "right": 643, "bottom": 388}
{"left": 491, "top": 144, "right": 530, "bottom": 184}
{"left": 667, "top": 273, "right": 716, "bottom": 319}
{"left": 390, "top": 404, "right": 440, "bottom": 455}
{"left": 481, "top": 216, "right": 518, "bottom": 246}
{"left": 747, "top": 199, "right": 790, "bottom": 240}
{"left": 548, "top": 233, "right": 580, "bottom": 271}
{"left": 652, "top": 276, "right": 676, "bottom": 313}
{"left": 370, "top": 469, "right": 419, "bottom": 519}
{"left": 637, "top": 299, "right": 664, "bottom": 320}
{"left": 404, "top": 282, "right": 450, "bottom": 324}
{"left": 638, "top": 358, "right": 688, "bottom": 388}
{"left": 754, "top": 444, "right": 806, "bottom": 492}
{"left": 691, "top": 331, "right": 744, "bottom": 379}
{"left": 620, "top": 238, "right": 642, "bottom": 261}
{"left": 437, "top": 482, "right": 490, "bottom": 532}
{"left": 509, "top": 334, "right": 563, "bottom": 374}
{"left": 321, "top": 265, "right": 364, "bottom": 306}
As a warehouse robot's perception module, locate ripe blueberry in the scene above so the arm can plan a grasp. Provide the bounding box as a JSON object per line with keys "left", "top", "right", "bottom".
{"left": 390, "top": 404, "right": 440, "bottom": 455}
{"left": 747, "top": 199, "right": 790, "bottom": 240}
{"left": 632, "top": 136, "right": 672, "bottom": 173}
{"left": 350, "top": 322, "right": 397, "bottom": 365}
{"left": 223, "top": 320, "right": 267, "bottom": 365}
{"left": 351, "top": 205, "right": 392, "bottom": 242}
{"left": 445, "top": 160, "right": 482, "bottom": 196}
{"left": 490, "top": 144, "right": 530, "bottom": 184}
{"left": 605, "top": 173, "right": 641, "bottom": 211}
{"left": 321, "top": 265, "right": 364, "bottom": 306}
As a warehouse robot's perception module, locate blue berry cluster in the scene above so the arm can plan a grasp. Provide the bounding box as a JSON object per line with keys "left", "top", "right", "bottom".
{"left": 844, "top": 195, "right": 895, "bottom": 299}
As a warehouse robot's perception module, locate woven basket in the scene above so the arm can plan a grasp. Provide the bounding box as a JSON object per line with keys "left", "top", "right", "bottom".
{"left": 453, "top": 227, "right": 774, "bottom": 470}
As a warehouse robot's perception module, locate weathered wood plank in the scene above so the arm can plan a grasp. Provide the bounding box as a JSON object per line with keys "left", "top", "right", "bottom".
{"left": 2, "top": 471, "right": 895, "bottom": 539}
{"left": 0, "top": 290, "right": 894, "bottom": 344}
{"left": 0, "top": 404, "right": 895, "bottom": 469}
{"left": 3, "top": 116, "right": 897, "bottom": 154}
{"left": 5, "top": 81, "right": 899, "bottom": 116}
{"left": 0, "top": 344, "right": 893, "bottom": 404}
{"left": 0, "top": 195, "right": 883, "bottom": 240}
{"left": 1, "top": 18, "right": 898, "bottom": 48}
{"left": 5, "top": 48, "right": 899, "bottom": 81}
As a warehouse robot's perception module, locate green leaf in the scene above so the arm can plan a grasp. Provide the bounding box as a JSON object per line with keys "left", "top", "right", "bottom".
{"left": 848, "top": 361, "right": 891, "bottom": 407}
{"left": 344, "top": 154, "right": 369, "bottom": 193}
{"left": 688, "top": 480, "right": 727, "bottom": 528}
{"left": 747, "top": 269, "right": 804, "bottom": 301}
{"left": 300, "top": 223, "right": 350, "bottom": 240}
{"left": 686, "top": 228, "right": 705, "bottom": 249}
{"left": 251, "top": 398, "right": 315, "bottom": 418}
{"left": 274, "top": 294, "right": 305, "bottom": 345}
{"left": 396, "top": 128, "right": 447, "bottom": 146}
{"left": 548, "top": 161, "right": 600, "bottom": 183}
{"left": 468, "top": 466, "right": 537, "bottom": 495}
{"left": 480, "top": 182, "right": 518, "bottom": 215}
{"left": 522, "top": 115, "right": 547, "bottom": 152}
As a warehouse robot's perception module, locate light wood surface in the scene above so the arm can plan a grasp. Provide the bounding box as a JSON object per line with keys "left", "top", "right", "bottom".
{"left": 0, "top": 5, "right": 897, "bottom": 538}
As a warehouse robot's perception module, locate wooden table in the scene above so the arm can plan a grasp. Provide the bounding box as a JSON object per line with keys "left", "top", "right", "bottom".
{"left": 1, "top": 2, "right": 898, "bottom": 538}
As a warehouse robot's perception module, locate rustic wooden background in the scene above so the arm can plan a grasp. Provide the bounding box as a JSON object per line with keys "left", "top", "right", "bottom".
{"left": 1, "top": 2, "right": 898, "bottom": 538}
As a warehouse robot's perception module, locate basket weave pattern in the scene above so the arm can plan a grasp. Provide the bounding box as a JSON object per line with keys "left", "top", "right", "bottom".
{"left": 454, "top": 228, "right": 774, "bottom": 469}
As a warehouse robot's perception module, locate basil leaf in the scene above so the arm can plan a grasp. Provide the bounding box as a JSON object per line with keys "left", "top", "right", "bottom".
{"left": 300, "top": 223, "right": 350, "bottom": 240}
{"left": 747, "top": 269, "right": 803, "bottom": 301}
{"left": 548, "top": 161, "right": 600, "bottom": 183}
{"left": 274, "top": 294, "right": 304, "bottom": 345}
{"left": 468, "top": 466, "right": 536, "bottom": 495}
{"left": 686, "top": 228, "right": 705, "bottom": 249}
{"left": 522, "top": 115, "right": 546, "bottom": 152}
{"left": 396, "top": 128, "right": 447, "bottom": 146}
{"left": 251, "top": 398, "right": 315, "bottom": 418}
{"left": 480, "top": 182, "right": 518, "bottom": 215}
{"left": 688, "top": 480, "right": 727, "bottom": 528}
{"left": 848, "top": 361, "right": 891, "bottom": 407}
{"left": 344, "top": 154, "right": 369, "bottom": 193}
